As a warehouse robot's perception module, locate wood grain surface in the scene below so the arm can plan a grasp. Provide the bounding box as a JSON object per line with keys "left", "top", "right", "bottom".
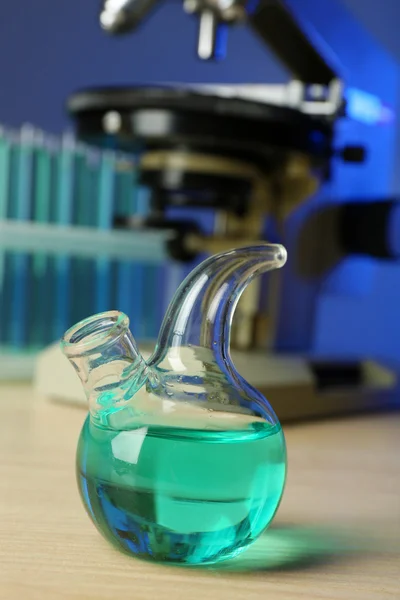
{"left": 0, "top": 384, "right": 399, "bottom": 600}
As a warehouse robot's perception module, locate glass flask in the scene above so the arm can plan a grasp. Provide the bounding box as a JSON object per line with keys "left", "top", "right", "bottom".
{"left": 61, "top": 244, "right": 288, "bottom": 566}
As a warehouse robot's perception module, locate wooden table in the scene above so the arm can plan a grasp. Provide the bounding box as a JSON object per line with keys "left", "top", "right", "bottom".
{"left": 1, "top": 384, "right": 399, "bottom": 600}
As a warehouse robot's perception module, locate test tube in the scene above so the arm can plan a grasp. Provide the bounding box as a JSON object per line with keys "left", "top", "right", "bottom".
{"left": 94, "top": 150, "right": 116, "bottom": 313}
{"left": 53, "top": 132, "right": 75, "bottom": 340}
{"left": 70, "top": 142, "right": 96, "bottom": 324}
{"left": 9, "top": 124, "right": 35, "bottom": 349}
{"left": 29, "top": 131, "right": 55, "bottom": 347}
{"left": 0, "top": 127, "right": 11, "bottom": 346}
{"left": 115, "top": 158, "right": 140, "bottom": 334}
{"left": 136, "top": 186, "right": 158, "bottom": 341}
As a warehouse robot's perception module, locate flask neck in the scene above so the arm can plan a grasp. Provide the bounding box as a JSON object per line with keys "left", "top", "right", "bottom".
{"left": 61, "top": 311, "right": 148, "bottom": 424}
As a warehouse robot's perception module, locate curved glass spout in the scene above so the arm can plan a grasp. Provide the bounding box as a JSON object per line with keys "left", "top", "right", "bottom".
{"left": 151, "top": 243, "right": 286, "bottom": 361}
{"left": 140, "top": 243, "right": 287, "bottom": 426}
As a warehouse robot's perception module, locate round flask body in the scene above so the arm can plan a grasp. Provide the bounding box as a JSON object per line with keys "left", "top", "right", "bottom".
{"left": 76, "top": 410, "right": 286, "bottom": 565}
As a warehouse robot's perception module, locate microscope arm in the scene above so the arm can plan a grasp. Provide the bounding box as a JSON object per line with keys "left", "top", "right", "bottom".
{"left": 248, "top": 1, "right": 337, "bottom": 85}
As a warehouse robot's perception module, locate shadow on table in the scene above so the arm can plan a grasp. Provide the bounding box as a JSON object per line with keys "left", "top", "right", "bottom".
{"left": 206, "top": 522, "right": 380, "bottom": 573}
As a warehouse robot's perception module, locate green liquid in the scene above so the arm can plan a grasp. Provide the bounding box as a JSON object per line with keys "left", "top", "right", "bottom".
{"left": 77, "top": 417, "right": 286, "bottom": 565}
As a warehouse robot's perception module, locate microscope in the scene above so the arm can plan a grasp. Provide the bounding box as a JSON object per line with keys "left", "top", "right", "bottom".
{"left": 52, "top": 0, "right": 399, "bottom": 420}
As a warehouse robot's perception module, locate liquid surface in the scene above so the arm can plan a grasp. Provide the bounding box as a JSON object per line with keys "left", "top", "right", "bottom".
{"left": 77, "top": 417, "right": 286, "bottom": 565}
